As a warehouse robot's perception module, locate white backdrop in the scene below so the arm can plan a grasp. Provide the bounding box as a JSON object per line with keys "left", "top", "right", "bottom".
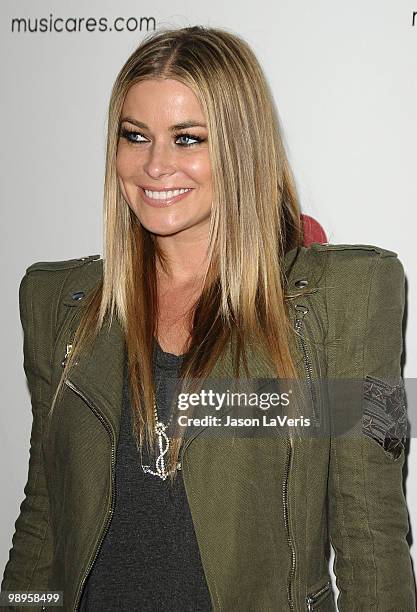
{"left": 1, "top": 1, "right": 416, "bottom": 607}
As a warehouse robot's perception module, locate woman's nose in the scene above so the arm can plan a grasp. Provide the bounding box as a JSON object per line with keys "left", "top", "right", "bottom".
{"left": 143, "top": 141, "right": 176, "bottom": 177}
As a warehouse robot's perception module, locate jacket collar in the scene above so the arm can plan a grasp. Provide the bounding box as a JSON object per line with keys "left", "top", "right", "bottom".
{"left": 58, "top": 244, "right": 322, "bottom": 444}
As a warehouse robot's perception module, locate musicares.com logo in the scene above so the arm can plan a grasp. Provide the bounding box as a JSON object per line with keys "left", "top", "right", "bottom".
{"left": 10, "top": 14, "right": 156, "bottom": 34}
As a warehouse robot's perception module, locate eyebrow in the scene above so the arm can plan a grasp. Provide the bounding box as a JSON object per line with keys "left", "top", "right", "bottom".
{"left": 120, "top": 116, "right": 207, "bottom": 131}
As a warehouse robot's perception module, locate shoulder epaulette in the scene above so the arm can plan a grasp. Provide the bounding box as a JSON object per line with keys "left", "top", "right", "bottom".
{"left": 25, "top": 254, "right": 102, "bottom": 274}
{"left": 309, "top": 242, "right": 397, "bottom": 258}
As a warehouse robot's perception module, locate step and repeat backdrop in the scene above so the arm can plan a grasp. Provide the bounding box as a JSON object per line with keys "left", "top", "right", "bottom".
{"left": 1, "top": 1, "right": 416, "bottom": 608}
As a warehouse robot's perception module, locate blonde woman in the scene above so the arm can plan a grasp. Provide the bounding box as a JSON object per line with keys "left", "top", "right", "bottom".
{"left": 1, "top": 26, "right": 414, "bottom": 612}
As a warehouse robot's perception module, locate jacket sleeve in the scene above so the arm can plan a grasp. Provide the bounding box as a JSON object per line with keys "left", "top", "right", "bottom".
{"left": 1, "top": 272, "right": 54, "bottom": 610}
{"left": 327, "top": 252, "right": 416, "bottom": 611}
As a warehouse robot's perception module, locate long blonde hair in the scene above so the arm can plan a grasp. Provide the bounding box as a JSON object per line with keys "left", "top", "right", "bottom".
{"left": 51, "top": 25, "right": 309, "bottom": 482}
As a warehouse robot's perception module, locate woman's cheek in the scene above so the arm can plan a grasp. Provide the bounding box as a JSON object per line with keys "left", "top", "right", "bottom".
{"left": 186, "top": 155, "right": 212, "bottom": 183}
{"left": 116, "top": 172, "right": 130, "bottom": 206}
{"left": 116, "top": 147, "right": 129, "bottom": 178}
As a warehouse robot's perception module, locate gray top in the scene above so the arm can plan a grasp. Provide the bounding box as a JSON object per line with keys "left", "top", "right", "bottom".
{"left": 78, "top": 339, "right": 212, "bottom": 611}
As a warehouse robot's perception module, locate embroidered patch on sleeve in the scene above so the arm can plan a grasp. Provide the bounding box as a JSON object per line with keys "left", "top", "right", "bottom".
{"left": 362, "top": 375, "right": 408, "bottom": 460}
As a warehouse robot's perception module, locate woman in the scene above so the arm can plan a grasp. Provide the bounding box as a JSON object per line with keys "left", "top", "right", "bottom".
{"left": 1, "top": 25, "right": 415, "bottom": 612}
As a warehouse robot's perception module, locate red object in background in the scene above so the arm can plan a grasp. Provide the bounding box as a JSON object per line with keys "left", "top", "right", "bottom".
{"left": 301, "top": 213, "right": 328, "bottom": 246}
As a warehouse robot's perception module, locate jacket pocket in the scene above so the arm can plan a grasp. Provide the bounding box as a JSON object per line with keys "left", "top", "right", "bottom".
{"left": 362, "top": 374, "right": 407, "bottom": 460}
{"left": 306, "top": 579, "right": 334, "bottom": 611}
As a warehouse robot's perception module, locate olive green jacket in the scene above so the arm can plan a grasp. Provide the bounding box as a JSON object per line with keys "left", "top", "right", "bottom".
{"left": 1, "top": 243, "right": 415, "bottom": 612}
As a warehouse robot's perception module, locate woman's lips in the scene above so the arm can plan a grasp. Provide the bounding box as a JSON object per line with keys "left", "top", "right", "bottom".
{"left": 139, "top": 187, "right": 193, "bottom": 208}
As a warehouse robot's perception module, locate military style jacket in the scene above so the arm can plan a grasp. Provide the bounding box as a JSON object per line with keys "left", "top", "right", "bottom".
{"left": 1, "top": 243, "right": 415, "bottom": 612}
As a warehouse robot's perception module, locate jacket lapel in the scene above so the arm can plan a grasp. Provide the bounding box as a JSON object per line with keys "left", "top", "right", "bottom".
{"left": 63, "top": 314, "right": 126, "bottom": 438}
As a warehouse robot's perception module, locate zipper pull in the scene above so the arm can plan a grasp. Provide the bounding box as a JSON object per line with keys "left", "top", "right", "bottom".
{"left": 294, "top": 304, "right": 309, "bottom": 333}
{"left": 295, "top": 304, "right": 309, "bottom": 320}
{"left": 306, "top": 580, "right": 332, "bottom": 610}
{"left": 61, "top": 343, "right": 73, "bottom": 368}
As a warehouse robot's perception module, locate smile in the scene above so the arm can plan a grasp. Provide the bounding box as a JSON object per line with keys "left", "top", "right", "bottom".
{"left": 139, "top": 187, "right": 193, "bottom": 207}
{"left": 144, "top": 188, "right": 192, "bottom": 199}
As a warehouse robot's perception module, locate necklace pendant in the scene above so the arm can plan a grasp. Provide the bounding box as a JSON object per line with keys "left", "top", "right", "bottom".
{"left": 141, "top": 421, "right": 173, "bottom": 480}
{"left": 155, "top": 422, "right": 170, "bottom": 479}
{"left": 140, "top": 394, "right": 181, "bottom": 479}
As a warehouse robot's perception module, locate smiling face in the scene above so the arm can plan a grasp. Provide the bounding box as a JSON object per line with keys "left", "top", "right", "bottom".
{"left": 116, "top": 78, "right": 212, "bottom": 238}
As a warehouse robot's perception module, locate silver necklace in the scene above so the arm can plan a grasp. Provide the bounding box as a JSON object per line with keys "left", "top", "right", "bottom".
{"left": 140, "top": 377, "right": 181, "bottom": 481}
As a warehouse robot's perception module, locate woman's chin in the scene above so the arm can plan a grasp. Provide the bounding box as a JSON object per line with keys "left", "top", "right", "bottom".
{"left": 141, "top": 219, "right": 191, "bottom": 237}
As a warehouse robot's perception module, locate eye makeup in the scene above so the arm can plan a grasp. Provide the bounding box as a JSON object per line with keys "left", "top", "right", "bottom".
{"left": 119, "top": 126, "right": 205, "bottom": 147}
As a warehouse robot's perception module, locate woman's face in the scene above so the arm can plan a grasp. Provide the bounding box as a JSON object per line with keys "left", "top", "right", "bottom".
{"left": 117, "top": 78, "right": 212, "bottom": 238}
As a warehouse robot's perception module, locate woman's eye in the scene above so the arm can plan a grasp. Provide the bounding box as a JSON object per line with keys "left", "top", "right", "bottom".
{"left": 120, "top": 128, "right": 147, "bottom": 144}
{"left": 175, "top": 133, "right": 203, "bottom": 146}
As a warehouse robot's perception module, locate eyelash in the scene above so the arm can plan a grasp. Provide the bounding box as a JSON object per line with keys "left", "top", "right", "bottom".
{"left": 119, "top": 127, "right": 204, "bottom": 147}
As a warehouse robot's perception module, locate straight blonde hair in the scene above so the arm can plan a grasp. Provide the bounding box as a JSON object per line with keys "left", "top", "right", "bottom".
{"left": 51, "top": 25, "right": 310, "bottom": 483}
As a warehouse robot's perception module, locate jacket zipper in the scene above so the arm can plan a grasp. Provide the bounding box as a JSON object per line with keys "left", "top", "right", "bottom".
{"left": 283, "top": 435, "right": 295, "bottom": 610}
{"left": 281, "top": 303, "right": 318, "bottom": 611}
{"left": 64, "top": 378, "right": 117, "bottom": 612}
{"left": 306, "top": 580, "right": 332, "bottom": 610}
{"left": 294, "top": 305, "right": 318, "bottom": 425}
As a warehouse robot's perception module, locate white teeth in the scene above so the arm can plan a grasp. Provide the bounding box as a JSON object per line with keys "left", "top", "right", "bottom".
{"left": 143, "top": 188, "right": 191, "bottom": 200}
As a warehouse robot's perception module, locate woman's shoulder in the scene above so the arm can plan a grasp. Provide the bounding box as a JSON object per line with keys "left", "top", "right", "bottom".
{"left": 21, "top": 253, "right": 103, "bottom": 309}
{"left": 285, "top": 241, "right": 399, "bottom": 270}
{"left": 307, "top": 241, "right": 404, "bottom": 280}
{"left": 301, "top": 241, "right": 398, "bottom": 259}
{"left": 287, "top": 241, "right": 402, "bottom": 271}
{"left": 25, "top": 253, "right": 102, "bottom": 275}
{"left": 285, "top": 241, "right": 404, "bottom": 298}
